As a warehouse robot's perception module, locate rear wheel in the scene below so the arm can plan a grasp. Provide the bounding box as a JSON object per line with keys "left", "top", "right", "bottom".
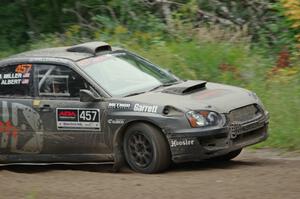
{"left": 123, "top": 123, "right": 171, "bottom": 173}
{"left": 212, "top": 149, "right": 242, "bottom": 161}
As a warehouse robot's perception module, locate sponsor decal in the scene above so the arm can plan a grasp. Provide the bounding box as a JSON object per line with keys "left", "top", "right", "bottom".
{"left": 0, "top": 120, "right": 18, "bottom": 139}
{"left": 58, "top": 110, "right": 78, "bottom": 120}
{"left": 15, "top": 64, "right": 32, "bottom": 74}
{"left": 108, "top": 103, "right": 131, "bottom": 109}
{"left": 56, "top": 108, "right": 100, "bottom": 131}
{"left": 108, "top": 119, "right": 125, "bottom": 124}
{"left": 23, "top": 73, "right": 31, "bottom": 78}
{"left": 0, "top": 101, "right": 43, "bottom": 153}
{"left": 21, "top": 79, "right": 30, "bottom": 84}
{"left": 170, "top": 139, "right": 195, "bottom": 147}
{"left": 0, "top": 78, "right": 22, "bottom": 85}
{"left": 133, "top": 104, "right": 158, "bottom": 113}
{"left": 0, "top": 64, "right": 32, "bottom": 86}
{"left": 1, "top": 73, "right": 22, "bottom": 79}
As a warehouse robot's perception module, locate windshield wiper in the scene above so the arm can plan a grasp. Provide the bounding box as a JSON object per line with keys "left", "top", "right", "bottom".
{"left": 125, "top": 81, "right": 180, "bottom": 97}
{"left": 124, "top": 91, "right": 146, "bottom": 97}
{"left": 149, "top": 81, "right": 180, "bottom": 91}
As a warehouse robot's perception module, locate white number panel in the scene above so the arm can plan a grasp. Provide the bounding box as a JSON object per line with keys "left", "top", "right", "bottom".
{"left": 56, "top": 108, "right": 100, "bottom": 131}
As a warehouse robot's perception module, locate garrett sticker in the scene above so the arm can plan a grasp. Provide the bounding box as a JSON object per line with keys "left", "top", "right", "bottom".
{"left": 133, "top": 104, "right": 158, "bottom": 113}
{"left": 56, "top": 108, "right": 100, "bottom": 131}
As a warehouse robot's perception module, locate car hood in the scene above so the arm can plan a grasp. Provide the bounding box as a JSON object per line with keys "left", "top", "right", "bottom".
{"left": 123, "top": 80, "right": 258, "bottom": 113}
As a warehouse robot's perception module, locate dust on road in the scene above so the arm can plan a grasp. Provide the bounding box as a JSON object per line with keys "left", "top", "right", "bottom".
{"left": 0, "top": 149, "right": 299, "bottom": 199}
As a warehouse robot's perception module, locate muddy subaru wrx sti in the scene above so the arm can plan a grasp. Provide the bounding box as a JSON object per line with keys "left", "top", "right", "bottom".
{"left": 0, "top": 42, "right": 269, "bottom": 173}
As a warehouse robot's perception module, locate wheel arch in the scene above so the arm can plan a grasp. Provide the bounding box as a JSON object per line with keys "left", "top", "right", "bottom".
{"left": 112, "top": 119, "right": 170, "bottom": 169}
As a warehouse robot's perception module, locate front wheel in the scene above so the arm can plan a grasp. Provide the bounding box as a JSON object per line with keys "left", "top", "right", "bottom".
{"left": 123, "top": 123, "right": 171, "bottom": 174}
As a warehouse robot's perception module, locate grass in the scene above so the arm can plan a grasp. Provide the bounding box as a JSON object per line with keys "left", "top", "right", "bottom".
{"left": 1, "top": 34, "right": 299, "bottom": 150}
{"left": 123, "top": 40, "right": 300, "bottom": 150}
{"left": 255, "top": 71, "right": 300, "bottom": 149}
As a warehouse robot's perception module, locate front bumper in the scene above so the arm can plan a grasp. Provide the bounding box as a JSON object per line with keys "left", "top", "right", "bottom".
{"left": 165, "top": 114, "right": 269, "bottom": 163}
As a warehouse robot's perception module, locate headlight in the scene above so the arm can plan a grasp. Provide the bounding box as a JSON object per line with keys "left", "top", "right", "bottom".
{"left": 186, "top": 110, "right": 224, "bottom": 128}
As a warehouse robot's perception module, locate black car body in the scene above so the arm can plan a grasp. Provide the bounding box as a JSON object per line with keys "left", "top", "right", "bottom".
{"left": 0, "top": 42, "right": 269, "bottom": 173}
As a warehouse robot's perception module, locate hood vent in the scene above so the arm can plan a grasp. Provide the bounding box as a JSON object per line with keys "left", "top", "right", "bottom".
{"left": 162, "top": 80, "right": 207, "bottom": 95}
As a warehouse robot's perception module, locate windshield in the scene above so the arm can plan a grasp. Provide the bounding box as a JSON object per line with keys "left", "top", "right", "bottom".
{"left": 77, "top": 52, "right": 178, "bottom": 96}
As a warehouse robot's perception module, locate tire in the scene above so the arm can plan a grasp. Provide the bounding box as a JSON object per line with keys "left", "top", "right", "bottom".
{"left": 212, "top": 149, "right": 242, "bottom": 161}
{"left": 123, "top": 123, "right": 171, "bottom": 174}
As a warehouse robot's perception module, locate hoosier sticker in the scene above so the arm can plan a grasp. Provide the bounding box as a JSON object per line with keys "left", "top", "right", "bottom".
{"left": 56, "top": 108, "right": 100, "bottom": 131}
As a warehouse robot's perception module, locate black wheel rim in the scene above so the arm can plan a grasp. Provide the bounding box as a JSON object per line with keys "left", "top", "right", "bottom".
{"left": 127, "top": 131, "right": 154, "bottom": 168}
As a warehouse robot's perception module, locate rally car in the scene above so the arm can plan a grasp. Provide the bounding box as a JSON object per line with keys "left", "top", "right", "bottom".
{"left": 0, "top": 41, "right": 269, "bottom": 173}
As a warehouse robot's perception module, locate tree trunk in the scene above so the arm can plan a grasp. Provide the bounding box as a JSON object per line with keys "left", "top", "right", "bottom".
{"left": 160, "top": 0, "right": 174, "bottom": 32}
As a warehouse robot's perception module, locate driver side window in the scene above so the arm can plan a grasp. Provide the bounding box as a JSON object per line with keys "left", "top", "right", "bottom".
{"left": 37, "top": 64, "right": 88, "bottom": 98}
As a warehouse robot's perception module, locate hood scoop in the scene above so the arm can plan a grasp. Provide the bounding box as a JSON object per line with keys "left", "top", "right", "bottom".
{"left": 162, "top": 80, "right": 207, "bottom": 95}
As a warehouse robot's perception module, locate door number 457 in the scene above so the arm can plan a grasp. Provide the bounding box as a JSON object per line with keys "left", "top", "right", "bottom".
{"left": 79, "top": 110, "right": 99, "bottom": 122}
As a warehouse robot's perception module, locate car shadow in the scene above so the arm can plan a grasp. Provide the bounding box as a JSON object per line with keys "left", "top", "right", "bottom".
{"left": 168, "top": 158, "right": 277, "bottom": 173}
{"left": 0, "top": 158, "right": 276, "bottom": 174}
{"left": 0, "top": 163, "right": 116, "bottom": 174}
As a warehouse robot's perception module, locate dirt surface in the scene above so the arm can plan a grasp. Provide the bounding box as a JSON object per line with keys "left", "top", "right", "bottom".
{"left": 0, "top": 149, "right": 300, "bottom": 199}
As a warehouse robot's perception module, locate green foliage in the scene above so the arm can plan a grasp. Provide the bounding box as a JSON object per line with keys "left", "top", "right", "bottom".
{"left": 0, "top": 0, "right": 299, "bottom": 150}
{"left": 253, "top": 69, "right": 300, "bottom": 149}
{"left": 126, "top": 39, "right": 300, "bottom": 150}
{"left": 254, "top": 2, "right": 299, "bottom": 55}
{"left": 0, "top": 1, "right": 28, "bottom": 49}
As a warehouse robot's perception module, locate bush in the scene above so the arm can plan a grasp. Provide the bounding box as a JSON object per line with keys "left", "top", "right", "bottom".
{"left": 1, "top": 24, "right": 299, "bottom": 150}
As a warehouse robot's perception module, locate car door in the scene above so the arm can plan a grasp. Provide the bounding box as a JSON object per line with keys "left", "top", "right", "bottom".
{"left": 0, "top": 63, "right": 43, "bottom": 155}
{"left": 34, "top": 63, "right": 110, "bottom": 155}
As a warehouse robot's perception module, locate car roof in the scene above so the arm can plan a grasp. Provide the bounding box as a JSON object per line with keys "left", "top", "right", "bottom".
{"left": 11, "top": 46, "right": 93, "bottom": 61}
{"left": 8, "top": 41, "right": 118, "bottom": 62}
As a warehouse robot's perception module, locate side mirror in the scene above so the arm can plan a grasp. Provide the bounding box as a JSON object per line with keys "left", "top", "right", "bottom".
{"left": 79, "top": 89, "right": 102, "bottom": 102}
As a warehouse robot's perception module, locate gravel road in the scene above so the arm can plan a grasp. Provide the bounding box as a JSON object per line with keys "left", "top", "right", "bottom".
{"left": 0, "top": 149, "right": 299, "bottom": 199}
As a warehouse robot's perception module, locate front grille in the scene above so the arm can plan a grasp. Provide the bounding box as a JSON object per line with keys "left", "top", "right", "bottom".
{"left": 228, "top": 104, "right": 266, "bottom": 139}
{"left": 228, "top": 104, "right": 261, "bottom": 123}
{"left": 233, "top": 125, "right": 267, "bottom": 144}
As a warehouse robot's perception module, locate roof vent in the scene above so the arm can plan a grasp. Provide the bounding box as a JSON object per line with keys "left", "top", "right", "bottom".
{"left": 67, "top": 41, "right": 112, "bottom": 55}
